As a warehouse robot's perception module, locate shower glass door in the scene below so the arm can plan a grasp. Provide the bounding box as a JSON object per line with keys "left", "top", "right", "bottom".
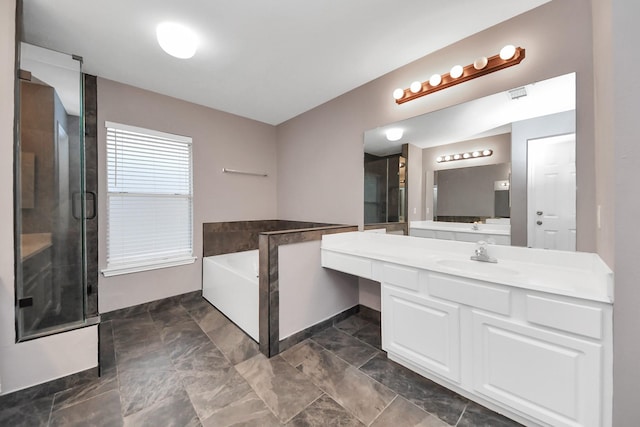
{"left": 15, "top": 43, "right": 89, "bottom": 340}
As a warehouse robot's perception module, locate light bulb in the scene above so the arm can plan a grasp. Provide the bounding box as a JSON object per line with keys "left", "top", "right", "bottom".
{"left": 410, "top": 81, "right": 422, "bottom": 93}
{"left": 156, "top": 22, "right": 198, "bottom": 59}
{"left": 482, "top": 149, "right": 492, "bottom": 156}
{"left": 444, "top": 155, "right": 451, "bottom": 161}
{"left": 393, "top": 88, "right": 405, "bottom": 100}
{"left": 450, "top": 65, "right": 463, "bottom": 79}
{"left": 472, "top": 151, "right": 480, "bottom": 157}
{"left": 453, "top": 154, "right": 461, "bottom": 160}
{"left": 463, "top": 153, "right": 471, "bottom": 159}
{"left": 386, "top": 128, "right": 403, "bottom": 142}
{"left": 429, "top": 74, "right": 442, "bottom": 87}
{"left": 499, "top": 44, "right": 516, "bottom": 60}
{"left": 473, "top": 57, "right": 488, "bottom": 70}
{"left": 436, "top": 156, "right": 443, "bottom": 163}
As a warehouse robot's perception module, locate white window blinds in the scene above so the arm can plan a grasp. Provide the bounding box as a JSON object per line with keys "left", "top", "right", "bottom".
{"left": 103, "top": 121, "right": 194, "bottom": 276}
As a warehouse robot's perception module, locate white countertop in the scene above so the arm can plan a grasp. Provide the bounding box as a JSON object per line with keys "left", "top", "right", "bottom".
{"left": 410, "top": 220, "right": 511, "bottom": 236}
{"left": 322, "top": 232, "right": 613, "bottom": 304}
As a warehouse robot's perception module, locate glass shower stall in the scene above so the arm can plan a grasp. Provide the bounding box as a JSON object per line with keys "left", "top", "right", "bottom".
{"left": 14, "top": 42, "right": 98, "bottom": 341}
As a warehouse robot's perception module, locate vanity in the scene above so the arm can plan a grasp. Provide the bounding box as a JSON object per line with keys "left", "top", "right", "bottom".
{"left": 410, "top": 220, "right": 511, "bottom": 245}
{"left": 321, "top": 231, "right": 613, "bottom": 427}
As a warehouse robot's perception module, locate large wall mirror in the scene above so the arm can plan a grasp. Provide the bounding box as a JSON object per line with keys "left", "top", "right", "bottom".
{"left": 364, "top": 72, "right": 576, "bottom": 250}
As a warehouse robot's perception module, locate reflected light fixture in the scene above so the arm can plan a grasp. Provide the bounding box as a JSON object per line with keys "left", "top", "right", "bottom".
{"left": 393, "top": 45, "right": 525, "bottom": 104}
{"left": 156, "top": 22, "right": 198, "bottom": 59}
{"left": 386, "top": 128, "right": 404, "bottom": 141}
{"left": 436, "top": 149, "right": 493, "bottom": 163}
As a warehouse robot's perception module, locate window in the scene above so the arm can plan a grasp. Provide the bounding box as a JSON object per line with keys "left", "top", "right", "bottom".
{"left": 103, "top": 121, "right": 195, "bottom": 276}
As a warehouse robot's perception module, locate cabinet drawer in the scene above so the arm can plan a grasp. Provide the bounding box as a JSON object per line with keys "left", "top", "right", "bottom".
{"left": 526, "top": 295, "right": 603, "bottom": 339}
{"left": 428, "top": 273, "right": 510, "bottom": 315}
{"left": 382, "top": 263, "right": 420, "bottom": 291}
{"left": 321, "top": 251, "right": 372, "bottom": 279}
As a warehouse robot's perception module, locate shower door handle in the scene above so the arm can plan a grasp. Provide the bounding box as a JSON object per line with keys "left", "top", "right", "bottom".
{"left": 72, "top": 191, "right": 97, "bottom": 220}
{"left": 86, "top": 192, "right": 97, "bottom": 220}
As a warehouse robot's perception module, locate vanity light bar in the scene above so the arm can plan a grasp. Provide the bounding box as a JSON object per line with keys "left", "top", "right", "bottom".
{"left": 393, "top": 46, "right": 525, "bottom": 104}
{"left": 436, "top": 149, "right": 493, "bottom": 163}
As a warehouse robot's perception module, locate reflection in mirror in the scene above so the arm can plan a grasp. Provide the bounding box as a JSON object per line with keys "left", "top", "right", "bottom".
{"left": 434, "top": 163, "right": 511, "bottom": 222}
{"left": 364, "top": 72, "right": 576, "bottom": 250}
{"left": 364, "top": 150, "right": 406, "bottom": 224}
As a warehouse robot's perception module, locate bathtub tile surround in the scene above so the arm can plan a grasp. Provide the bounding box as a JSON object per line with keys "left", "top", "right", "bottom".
{"left": 202, "top": 219, "right": 358, "bottom": 358}
{"left": 0, "top": 292, "right": 517, "bottom": 426}
{"left": 202, "top": 220, "right": 334, "bottom": 257}
{"left": 257, "top": 224, "right": 359, "bottom": 356}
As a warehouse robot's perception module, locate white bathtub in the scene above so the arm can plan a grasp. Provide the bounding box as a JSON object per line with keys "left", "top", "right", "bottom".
{"left": 202, "top": 250, "right": 259, "bottom": 342}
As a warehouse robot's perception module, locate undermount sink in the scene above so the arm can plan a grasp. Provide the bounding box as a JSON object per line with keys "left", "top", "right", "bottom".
{"left": 436, "top": 259, "right": 521, "bottom": 277}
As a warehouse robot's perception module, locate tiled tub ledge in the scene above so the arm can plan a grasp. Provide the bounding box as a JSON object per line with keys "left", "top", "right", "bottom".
{"left": 202, "top": 220, "right": 359, "bottom": 358}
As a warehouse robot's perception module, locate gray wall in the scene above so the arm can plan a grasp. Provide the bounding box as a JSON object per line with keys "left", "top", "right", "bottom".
{"left": 277, "top": 0, "right": 596, "bottom": 252}
{"left": 606, "top": 0, "right": 640, "bottom": 424}
{"left": 97, "top": 78, "right": 278, "bottom": 312}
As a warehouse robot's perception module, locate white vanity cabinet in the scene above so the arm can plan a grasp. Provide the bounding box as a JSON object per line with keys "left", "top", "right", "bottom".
{"left": 471, "top": 311, "right": 604, "bottom": 427}
{"left": 321, "top": 231, "right": 613, "bottom": 427}
{"left": 379, "top": 265, "right": 611, "bottom": 427}
{"left": 382, "top": 285, "right": 461, "bottom": 383}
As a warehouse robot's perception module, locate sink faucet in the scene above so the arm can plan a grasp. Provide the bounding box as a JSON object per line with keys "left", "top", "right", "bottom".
{"left": 470, "top": 240, "right": 497, "bottom": 263}
{"left": 472, "top": 221, "right": 479, "bottom": 230}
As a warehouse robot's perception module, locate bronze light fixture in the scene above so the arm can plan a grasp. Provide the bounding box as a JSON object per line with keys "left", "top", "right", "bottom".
{"left": 393, "top": 45, "right": 526, "bottom": 105}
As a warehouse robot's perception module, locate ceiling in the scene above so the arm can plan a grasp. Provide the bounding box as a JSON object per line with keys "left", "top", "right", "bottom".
{"left": 22, "top": 0, "right": 550, "bottom": 125}
{"left": 364, "top": 73, "right": 576, "bottom": 157}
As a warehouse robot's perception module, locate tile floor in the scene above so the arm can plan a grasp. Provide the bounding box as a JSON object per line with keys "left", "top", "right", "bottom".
{"left": 0, "top": 292, "right": 522, "bottom": 426}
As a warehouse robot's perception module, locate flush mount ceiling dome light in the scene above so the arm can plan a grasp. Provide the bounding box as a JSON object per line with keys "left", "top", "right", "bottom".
{"left": 385, "top": 128, "right": 404, "bottom": 141}
{"left": 156, "top": 22, "right": 198, "bottom": 59}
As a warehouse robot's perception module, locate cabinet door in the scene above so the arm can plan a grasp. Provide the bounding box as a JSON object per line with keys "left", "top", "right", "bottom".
{"left": 382, "top": 285, "right": 460, "bottom": 382}
{"left": 471, "top": 311, "right": 603, "bottom": 427}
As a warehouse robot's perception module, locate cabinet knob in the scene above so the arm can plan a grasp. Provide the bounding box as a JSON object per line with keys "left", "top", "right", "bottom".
{"left": 536, "top": 220, "right": 543, "bottom": 226}
{"left": 536, "top": 211, "right": 543, "bottom": 216}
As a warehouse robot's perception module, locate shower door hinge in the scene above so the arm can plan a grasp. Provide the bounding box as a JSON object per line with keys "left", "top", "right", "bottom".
{"left": 18, "top": 69, "right": 31, "bottom": 81}
{"left": 18, "top": 297, "right": 33, "bottom": 308}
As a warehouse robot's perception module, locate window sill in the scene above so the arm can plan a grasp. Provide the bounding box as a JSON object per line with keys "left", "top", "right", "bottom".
{"left": 101, "top": 256, "right": 197, "bottom": 277}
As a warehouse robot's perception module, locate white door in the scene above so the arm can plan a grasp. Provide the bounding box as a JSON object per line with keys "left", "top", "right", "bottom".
{"left": 527, "top": 134, "right": 576, "bottom": 250}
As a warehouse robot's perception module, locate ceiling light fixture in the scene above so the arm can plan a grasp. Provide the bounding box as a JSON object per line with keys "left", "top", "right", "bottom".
{"left": 385, "top": 128, "right": 404, "bottom": 141}
{"left": 156, "top": 22, "right": 198, "bottom": 59}
{"left": 499, "top": 44, "right": 516, "bottom": 60}
{"left": 392, "top": 45, "right": 525, "bottom": 104}
{"left": 392, "top": 88, "right": 405, "bottom": 100}
{"left": 473, "top": 56, "right": 488, "bottom": 70}
{"left": 450, "top": 65, "right": 464, "bottom": 79}
{"left": 436, "top": 149, "right": 493, "bottom": 163}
